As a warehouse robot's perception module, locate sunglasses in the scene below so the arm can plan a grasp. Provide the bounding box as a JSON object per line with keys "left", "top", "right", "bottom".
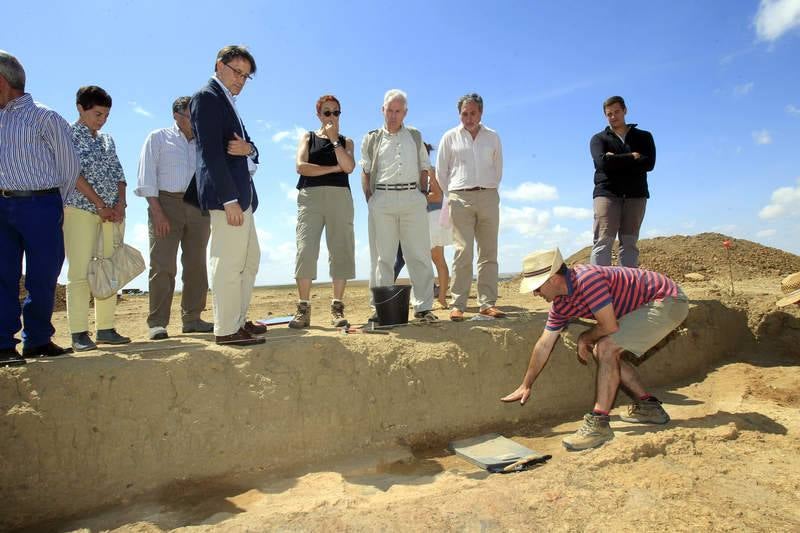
{"left": 322, "top": 110, "right": 341, "bottom": 117}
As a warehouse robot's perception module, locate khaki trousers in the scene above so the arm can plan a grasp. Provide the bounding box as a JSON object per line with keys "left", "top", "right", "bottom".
{"left": 448, "top": 189, "right": 500, "bottom": 311}
{"left": 591, "top": 196, "right": 647, "bottom": 267}
{"left": 209, "top": 207, "right": 260, "bottom": 336}
{"left": 147, "top": 191, "right": 211, "bottom": 328}
{"left": 64, "top": 207, "right": 121, "bottom": 333}
{"left": 368, "top": 189, "right": 434, "bottom": 312}
{"left": 294, "top": 186, "right": 355, "bottom": 280}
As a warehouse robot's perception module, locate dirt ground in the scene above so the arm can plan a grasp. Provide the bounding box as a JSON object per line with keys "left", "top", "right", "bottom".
{"left": 14, "top": 234, "right": 800, "bottom": 532}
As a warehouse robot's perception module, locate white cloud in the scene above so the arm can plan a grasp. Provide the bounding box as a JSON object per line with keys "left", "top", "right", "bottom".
{"left": 733, "top": 82, "right": 754, "bottom": 96}
{"left": 278, "top": 182, "right": 299, "bottom": 202}
{"left": 499, "top": 205, "right": 551, "bottom": 236}
{"left": 712, "top": 224, "right": 738, "bottom": 233}
{"left": 759, "top": 178, "right": 800, "bottom": 218}
{"left": 500, "top": 182, "right": 558, "bottom": 202}
{"left": 573, "top": 230, "right": 593, "bottom": 248}
{"left": 752, "top": 129, "right": 773, "bottom": 145}
{"left": 271, "top": 126, "right": 305, "bottom": 144}
{"left": 786, "top": 104, "right": 800, "bottom": 115}
{"left": 128, "top": 101, "right": 153, "bottom": 118}
{"left": 552, "top": 206, "right": 592, "bottom": 220}
{"left": 754, "top": 0, "right": 800, "bottom": 41}
{"left": 756, "top": 228, "right": 777, "bottom": 237}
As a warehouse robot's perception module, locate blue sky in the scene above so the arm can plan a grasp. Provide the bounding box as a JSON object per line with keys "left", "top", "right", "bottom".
{"left": 6, "top": 0, "right": 800, "bottom": 289}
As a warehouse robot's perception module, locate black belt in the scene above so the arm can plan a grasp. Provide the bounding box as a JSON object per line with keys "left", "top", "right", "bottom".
{"left": 0, "top": 187, "right": 60, "bottom": 198}
{"left": 451, "top": 186, "right": 490, "bottom": 192}
{"left": 375, "top": 182, "right": 418, "bottom": 191}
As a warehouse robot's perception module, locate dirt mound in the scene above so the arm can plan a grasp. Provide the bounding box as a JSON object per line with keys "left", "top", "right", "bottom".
{"left": 565, "top": 232, "right": 800, "bottom": 282}
{"left": 18, "top": 277, "right": 67, "bottom": 312}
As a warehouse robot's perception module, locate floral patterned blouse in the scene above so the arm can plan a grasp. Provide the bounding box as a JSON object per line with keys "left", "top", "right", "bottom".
{"left": 66, "top": 121, "right": 126, "bottom": 213}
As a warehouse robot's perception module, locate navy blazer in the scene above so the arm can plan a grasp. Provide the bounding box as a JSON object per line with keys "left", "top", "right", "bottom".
{"left": 190, "top": 78, "right": 259, "bottom": 212}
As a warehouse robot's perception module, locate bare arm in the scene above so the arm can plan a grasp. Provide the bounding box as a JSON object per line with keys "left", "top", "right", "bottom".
{"left": 296, "top": 131, "right": 341, "bottom": 176}
{"left": 501, "top": 329, "right": 562, "bottom": 405}
{"left": 332, "top": 137, "right": 356, "bottom": 174}
{"left": 426, "top": 167, "right": 443, "bottom": 204}
{"left": 361, "top": 171, "right": 371, "bottom": 201}
{"left": 576, "top": 303, "right": 618, "bottom": 363}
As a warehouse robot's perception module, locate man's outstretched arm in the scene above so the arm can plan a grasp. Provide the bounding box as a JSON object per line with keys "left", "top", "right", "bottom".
{"left": 501, "top": 328, "right": 562, "bottom": 405}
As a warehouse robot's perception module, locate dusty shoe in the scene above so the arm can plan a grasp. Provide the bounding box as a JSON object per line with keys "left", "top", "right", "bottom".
{"left": 330, "top": 301, "right": 348, "bottom": 328}
{"left": 620, "top": 397, "right": 670, "bottom": 424}
{"left": 71, "top": 331, "right": 97, "bottom": 352}
{"left": 289, "top": 302, "right": 310, "bottom": 329}
{"left": 562, "top": 413, "right": 614, "bottom": 451}
{"left": 414, "top": 310, "right": 439, "bottom": 323}
{"left": 96, "top": 328, "right": 131, "bottom": 345}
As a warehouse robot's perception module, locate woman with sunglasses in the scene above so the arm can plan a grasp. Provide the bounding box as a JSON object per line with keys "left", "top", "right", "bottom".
{"left": 289, "top": 95, "right": 356, "bottom": 329}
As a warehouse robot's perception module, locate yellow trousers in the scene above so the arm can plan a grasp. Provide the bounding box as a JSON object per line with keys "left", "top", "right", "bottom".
{"left": 64, "top": 207, "right": 124, "bottom": 333}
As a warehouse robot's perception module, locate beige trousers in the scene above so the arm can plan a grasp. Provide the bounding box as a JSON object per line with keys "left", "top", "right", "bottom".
{"left": 367, "top": 189, "right": 434, "bottom": 312}
{"left": 209, "top": 207, "right": 260, "bottom": 336}
{"left": 64, "top": 207, "right": 121, "bottom": 333}
{"left": 448, "top": 189, "right": 500, "bottom": 311}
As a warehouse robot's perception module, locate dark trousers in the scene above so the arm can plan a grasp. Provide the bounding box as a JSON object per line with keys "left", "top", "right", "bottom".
{"left": 0, "top": 194, "right": 64, "bottom": 350}
{"left": 591, "top": 196, "right": 647, "bottom": 267}
{"left": 147, "top": 192, "right": 211, "bottom": 328}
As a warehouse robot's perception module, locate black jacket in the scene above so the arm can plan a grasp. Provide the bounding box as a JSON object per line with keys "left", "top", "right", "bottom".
{"left": 189, "top": 79, "right": 259, "bottom": 212}
{"left": 590, "top": 124, "right": 655, "bottom": 199}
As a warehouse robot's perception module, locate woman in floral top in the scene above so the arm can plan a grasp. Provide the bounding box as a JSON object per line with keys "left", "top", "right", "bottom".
{"left": 65, "top": 86, "right": 131, "bottom": 351}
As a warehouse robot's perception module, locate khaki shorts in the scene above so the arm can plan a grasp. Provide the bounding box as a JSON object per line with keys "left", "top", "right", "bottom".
{"left": 295, "top": 186, "right": 355, "bottom": 280}
{"left": 610, "top": 287, "right": 689, "bottom": 357}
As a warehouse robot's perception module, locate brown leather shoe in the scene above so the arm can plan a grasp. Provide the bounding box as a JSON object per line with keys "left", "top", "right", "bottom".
{"left": 243, "top": 321, "right": 267, "bottom": 335}
{"left": 215, "top": 328, "right": 265, "bottom": 346}
{"left": 449, "top": 309, "right": 465, "bottom": 322}
{"left": 479, "top": 306, "right": 506, "bottom": 318}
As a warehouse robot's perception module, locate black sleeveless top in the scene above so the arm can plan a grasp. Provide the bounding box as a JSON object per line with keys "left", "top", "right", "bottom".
{"left": 296, "top": 132, "right": 350, "bottom": 189}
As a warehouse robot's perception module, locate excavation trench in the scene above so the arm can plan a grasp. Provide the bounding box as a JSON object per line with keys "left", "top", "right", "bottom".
{"left": 0, "top": 298, "right": 786, "bottom": 530}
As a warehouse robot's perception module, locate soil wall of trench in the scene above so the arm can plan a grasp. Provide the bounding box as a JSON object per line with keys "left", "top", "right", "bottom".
{"left": 0, "top": 300, "right": 761, "bottom": 529}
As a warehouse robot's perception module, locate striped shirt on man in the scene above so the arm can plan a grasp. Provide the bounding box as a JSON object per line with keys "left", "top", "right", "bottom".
{"left": 545, "top": 264, "right": 679, "bottom": 331}
{"left": 0, "top": 94, "right": 79, "bottom": 199}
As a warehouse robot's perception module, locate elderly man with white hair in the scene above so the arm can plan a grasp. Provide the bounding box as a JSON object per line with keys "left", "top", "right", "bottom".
{"left": 360, "top": 89, "right": 437, "bottom": 323}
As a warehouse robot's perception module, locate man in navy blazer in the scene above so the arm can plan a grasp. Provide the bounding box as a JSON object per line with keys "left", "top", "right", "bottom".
{"left": 191, "top": 45, "right": 266, "bottom": 346}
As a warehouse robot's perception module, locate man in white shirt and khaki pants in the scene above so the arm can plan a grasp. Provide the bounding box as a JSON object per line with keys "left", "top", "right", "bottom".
{"left": 135, "top": 96, "right": 213, "bottom": 340}
{"left": 361, "top": 89, "right": 437, "bottom": 322}
{"left": 436, "top": 93, "right": 504, "bottom": 321}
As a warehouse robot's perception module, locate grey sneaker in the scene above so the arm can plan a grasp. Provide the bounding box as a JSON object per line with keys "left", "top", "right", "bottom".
{"left": 562, "top": 413, "right": 614, "bottom": 451}
{"left": 149, "top": 326, "right": 168, "bottom": 340}
{"left": 330, "top": 301, "right": 348, "bottom": 327}
{"left": 96, "top": 328, "right": 131, "bottom": 345}
{"left": 289, "top": 302, "right": 310, "bottom": 329}
{"left": 620, "top": 397, "right": 670, "bottom": 424}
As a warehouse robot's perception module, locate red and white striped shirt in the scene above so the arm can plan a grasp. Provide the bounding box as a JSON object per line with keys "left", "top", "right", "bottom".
{"left": 545, "top": 265, "right": 679, "bottom": 332}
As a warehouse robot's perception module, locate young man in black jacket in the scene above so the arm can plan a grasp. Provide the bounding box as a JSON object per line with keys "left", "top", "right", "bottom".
{"left": 589, "top": 96, "right": 656, "bottom": 267}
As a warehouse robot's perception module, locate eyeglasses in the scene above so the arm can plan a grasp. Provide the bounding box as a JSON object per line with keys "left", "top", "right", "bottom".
{"left": 224, "top": 62, "right": 253, "bottom": 82}
{"left": 322, "top": 110, "right": 341, "bottom": 117}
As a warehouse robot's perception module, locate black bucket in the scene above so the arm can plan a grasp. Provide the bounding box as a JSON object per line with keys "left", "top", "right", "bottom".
{"left": 371, "top": 285, "right": 411, "bottom": 326}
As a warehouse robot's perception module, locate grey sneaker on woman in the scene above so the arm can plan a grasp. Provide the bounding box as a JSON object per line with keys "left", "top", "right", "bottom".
{"left": 330, "top": 301, "right": 348, "bottom": 327}
{"left": 289, "top": 302, "right": 311, "bottom": 329}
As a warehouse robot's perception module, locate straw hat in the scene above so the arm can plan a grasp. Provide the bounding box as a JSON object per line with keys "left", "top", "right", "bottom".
{"left": 776, "top": 272, "right": 800, "bottom": 307}
{"left": 519, "top": 248, "right": 563, "bottom": 294}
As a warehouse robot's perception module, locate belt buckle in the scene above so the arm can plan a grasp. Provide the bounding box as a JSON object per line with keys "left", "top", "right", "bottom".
{"left": 0, "top": 190, "right": 11, "bottom": 198}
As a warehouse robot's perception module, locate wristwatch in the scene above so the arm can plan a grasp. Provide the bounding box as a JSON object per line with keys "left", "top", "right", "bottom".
{"left": 332, "top": 140, "right": 340, "bottom": 148}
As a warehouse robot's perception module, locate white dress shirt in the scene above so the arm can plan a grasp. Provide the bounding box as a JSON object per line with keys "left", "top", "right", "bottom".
{"left": 359, "top": 126, "right": 430, "bottom": 184}
{"left": 135, "top": 124, "right": 195, "bottom": 196}
{"left": 436, "top": 124, "right": 502, "bottom": 192}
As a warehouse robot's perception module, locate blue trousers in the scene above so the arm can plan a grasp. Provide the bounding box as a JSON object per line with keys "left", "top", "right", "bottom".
{"left": 0, "top": 194, "right": 65, "bottom": 350}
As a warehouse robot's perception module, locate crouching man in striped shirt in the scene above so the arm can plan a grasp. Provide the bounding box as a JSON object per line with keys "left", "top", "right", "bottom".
{"left": 502, "top": 248, "right": 689, "bottom": 451}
